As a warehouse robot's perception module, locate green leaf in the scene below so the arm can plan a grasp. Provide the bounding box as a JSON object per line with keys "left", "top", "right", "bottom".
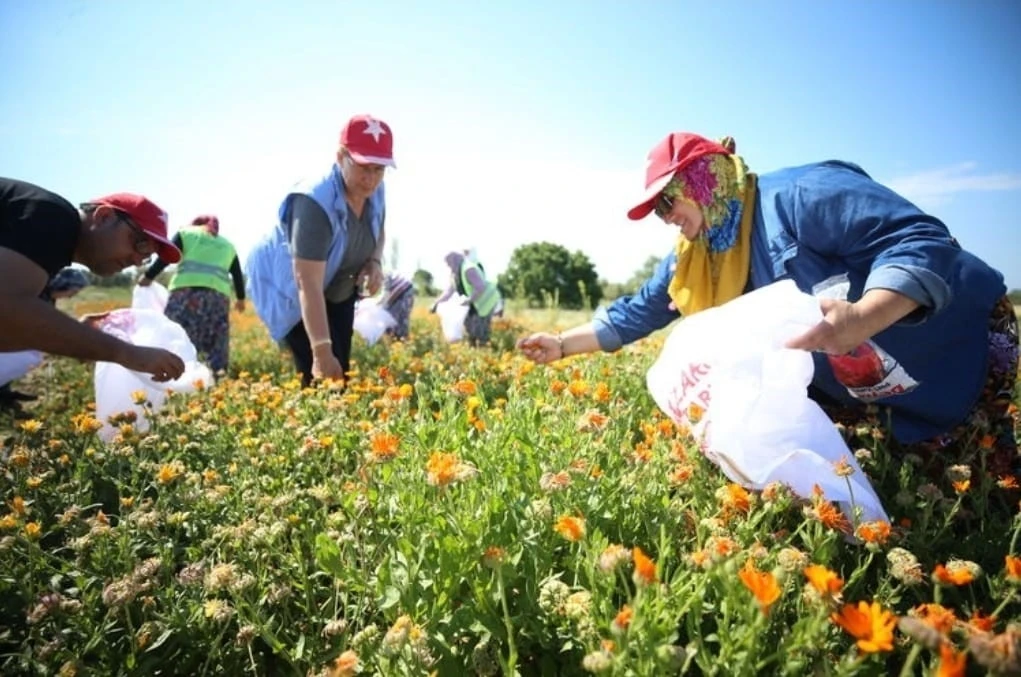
{"left": 314, "top": 533, "right": 344, "bottom": 578}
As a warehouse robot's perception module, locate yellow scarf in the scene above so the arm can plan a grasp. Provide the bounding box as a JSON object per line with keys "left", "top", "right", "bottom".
{"left": 667, "top": 166, "right": 757, "bottom": 317}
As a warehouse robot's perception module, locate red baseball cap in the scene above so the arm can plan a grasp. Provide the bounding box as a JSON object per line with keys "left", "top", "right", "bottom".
{"left": 626, "top": 132, "right": 733, "bottom": 221}
{"left": 89, "top": 193, "right": 181, "bottom": 263}
{"left": 340, "top": 114, "right": 396, "bottom": 168}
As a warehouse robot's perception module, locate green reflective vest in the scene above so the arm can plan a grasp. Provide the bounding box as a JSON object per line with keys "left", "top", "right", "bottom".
{"left": 169, "top": 228, "right": 238, "bottom": 297}
{"left": 459, "top": 261, "right": 501, "bottom": 317}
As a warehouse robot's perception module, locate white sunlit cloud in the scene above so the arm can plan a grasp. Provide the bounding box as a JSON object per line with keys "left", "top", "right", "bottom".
{"left": 883, "top": 162, "right": 1021, "bottom": 211}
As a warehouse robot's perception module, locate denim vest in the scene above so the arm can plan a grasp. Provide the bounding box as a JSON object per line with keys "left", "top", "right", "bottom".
{"left": 245, "top": 164, "right": 386, "bottom": 341}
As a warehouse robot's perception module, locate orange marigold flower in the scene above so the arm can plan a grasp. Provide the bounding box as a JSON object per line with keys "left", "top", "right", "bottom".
{"left": 978, "top": 434, "right": 995, "bottom": 450}
{"left": 592, "top": 382, "right": 611, "bottom": 403}
{"left": 612, "top": 604, "right": 633, "bottom": 634}
{"left": 804, "top": 564, "right": 844, "bottom": 597}
{"left": 952, "top": 480, "right": 970, "bottom": 494}
{"left": 913, "top": 603, "right": 956, "bottom": 634}
{"left": 686, "top": 402, "right": 704, "bottom": 424}
{"left": 481, "top": 546, "right": 505, "bottom": 570}
{"left": 997, "top": 475, "right": 1020, "bottom": 489}
{"left": 811, "top": 499, "right": 852, "bottom": 535}
{"left": 451, "top": 379, "right": 477, "bottom": 396}
{"left": 937, "top": 642, "right": 967, "bottom": 677}
{"left": 369, "top": 432, "right": 400, "bottom": 461}
{"left": 425, "top": 451, "right": 477, "bottom": 487}
{"left": 933, "top": 563, "right": 976, "bottom": 587}
{"left": 567, "top": 380, "right": 590, "bottom": 397}
{"left": 328, "top": 649, "right": 360, "bottom": 677}
{"left": 720, "top": 483, "right": 751, "bottom": 515}
{"left": 968, "top": 610, "right": 996, "bottom": 633}
{"left": 554, "top": 515, "right": 585, "bottom": 542}
{"left": 855, "top": 520, "right": 892, "bottom": 545}
{"left": 632, "top": 546, "right": 657, "bottom": 586}
{"left": 670, "top": 464, "right": 694, "bottom": 485}
{"left": 550, "top": 380, "right": 567, "bottom": 395}
{"left": 738, "top": 560, "right": 781, "bottom": 614}
{"left": 830, "top": 601, "right": 897, "bottom": 653}
{"left": 1005, "top": 555, "right": 1021, "bottom": 582}
{"left": 577, "top": 410, "right": 609, "bottom": 432}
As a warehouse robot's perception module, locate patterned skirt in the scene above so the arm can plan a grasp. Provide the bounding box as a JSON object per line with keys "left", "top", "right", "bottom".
{"left": 820, "top": 296, "right": 1019, "bottom": 486}
{"left": 165, "top": 287, "right": 231, "bottom": 373}
{"left": 464, "top": 307, "right": 493, "bottom": 346}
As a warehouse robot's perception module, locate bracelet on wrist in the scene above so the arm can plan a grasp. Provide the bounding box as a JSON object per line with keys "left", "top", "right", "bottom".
{"left": 556, "top": 333, "right": 565, "bottom": 357}
{"left": 311, "top": 338, "right": 332, "bottom": 351}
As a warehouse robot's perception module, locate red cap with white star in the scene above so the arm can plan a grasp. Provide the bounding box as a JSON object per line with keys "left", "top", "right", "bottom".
{"left": 340, "top": 114, "right": 396, "bottom": 168}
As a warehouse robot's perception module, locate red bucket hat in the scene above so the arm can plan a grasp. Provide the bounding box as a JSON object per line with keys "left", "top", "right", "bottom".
{"left": 340, "top": 114, "right": 396, "bottom": 168}
{"left": 627, "top": 132, "right": 733, "bottom": 221}
{"left": 89, "top": 193, "right": 181, "bottom": 263}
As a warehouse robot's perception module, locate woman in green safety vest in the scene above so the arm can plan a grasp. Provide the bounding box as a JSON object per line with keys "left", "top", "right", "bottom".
{"left": 433, "top": 250, "right": 502, "bottom": 346}
{"left": 139, "top": 215, "right": 246, "bottom": 376}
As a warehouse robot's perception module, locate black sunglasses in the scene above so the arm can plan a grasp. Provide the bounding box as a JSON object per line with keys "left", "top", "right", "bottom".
{"left": 654, "top": 193, "right": 674, "bottom": 218}
{"left": 115, "top": 212, "right": 156, "bottom": 256}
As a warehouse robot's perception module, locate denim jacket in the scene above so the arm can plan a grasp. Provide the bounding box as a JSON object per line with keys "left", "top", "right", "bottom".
{"left": 594, "top": 161, "right": 1006, "bottom": 443}
{"left": 245, "top": 164, "right": 385, "bottom": 341}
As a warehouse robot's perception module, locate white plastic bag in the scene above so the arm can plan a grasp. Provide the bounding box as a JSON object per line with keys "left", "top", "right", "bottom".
{"left": 436, "top": 296, "right": 470, "bottom": 343}
{"left": 353, "top": 298, "right": 397, "bottom": 346}
{"left": 131, "top": 281, "right": 170, "bottom": 313}
{"left": 0, "top": 350, "right": 44, "bottom": 387}
{"left": 646, "top": 280, "right": 889, "bottom": 525}
{"left": 93, "top": 307, "right": 212, "bottom": 442}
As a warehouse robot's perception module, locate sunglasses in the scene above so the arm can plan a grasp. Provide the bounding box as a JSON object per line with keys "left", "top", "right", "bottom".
{"left": 115, "top": 212, "right": 157, "bottom": 256}
{"left": 654, "top": 193, "right": 674, "bottom": 219}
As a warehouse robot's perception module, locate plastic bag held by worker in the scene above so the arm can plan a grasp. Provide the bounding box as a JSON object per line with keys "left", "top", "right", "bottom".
{"left": 93, "top": 304, "right": 212, "bottom": 442}
{"left": 646, "top": 280, "right": 889, "bottom": 526}
{"left": 353, "top": 298, "right": 397, "bottom": 346}
{"left": 435, "top": 296, "right": 470, "bottom": 343}
{"left": 131, "top": 280, "right": 170, "bottom": 313}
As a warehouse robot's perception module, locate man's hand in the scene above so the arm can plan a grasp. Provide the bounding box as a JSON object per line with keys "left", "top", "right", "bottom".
{"left": 118, "top": 345, "right": 186, "bottom": 382}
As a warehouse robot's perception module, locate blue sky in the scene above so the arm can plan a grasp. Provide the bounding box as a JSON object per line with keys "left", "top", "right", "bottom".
{"left": 3, "top": 0, "right": 1020, "bottom": 289}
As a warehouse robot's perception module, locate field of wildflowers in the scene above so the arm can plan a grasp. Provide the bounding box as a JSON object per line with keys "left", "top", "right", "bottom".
{"left": 1, "top": 299, "right": 1019, "bottom": 676}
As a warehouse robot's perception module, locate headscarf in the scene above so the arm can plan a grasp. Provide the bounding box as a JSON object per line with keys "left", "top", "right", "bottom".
{"left": 192, "top": 214, "right": 220, "bottom": 235}
{"left": 659, "top": 138, "right": 756, "bottom": 316}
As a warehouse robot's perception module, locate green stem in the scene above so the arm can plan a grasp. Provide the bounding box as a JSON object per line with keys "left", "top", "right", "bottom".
{"left": 897, "top": 643, "right": 923, "bottom": 677}
{"left": 496, "top": 568, "right": 519, "bottom": 674}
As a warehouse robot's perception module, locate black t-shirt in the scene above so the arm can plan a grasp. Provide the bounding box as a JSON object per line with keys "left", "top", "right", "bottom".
{"left": 0, "top": 178, "right": 81, "bottom": 278}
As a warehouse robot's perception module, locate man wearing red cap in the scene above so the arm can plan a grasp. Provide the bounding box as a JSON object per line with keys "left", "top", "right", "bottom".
{"left": 518, "top": 132, "right": 1017, "bottom": 487}
{"left": 246, "top": 114, "right": 394, "bottom": 386}
{"left": 0, "top": 178, "right": 186, "bottom": 383}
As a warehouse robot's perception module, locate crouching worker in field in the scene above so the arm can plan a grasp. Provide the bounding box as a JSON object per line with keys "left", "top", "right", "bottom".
{"left": 0, "top": 267, "right": 91, "bottom": 416}
{"left": 139, "top": 214, "right": 246, "bottom": 377}
{"left": 433, "top": 250, "right": 503, "bottom": 346}
{"left": 517, "top": 132, "right": 1018, "bottom": 489}
{"left": 380, "top": 272, "right": 416, "bottom": 340}
{"left": 1, "top": 179, "right": 186, "bottom": 383}
{"left": 246, "top": 114, "right": 392, "bottom": 387}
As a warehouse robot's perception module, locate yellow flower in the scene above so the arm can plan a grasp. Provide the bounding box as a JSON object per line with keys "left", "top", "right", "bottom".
{"left": 18, "top": 419, "right": 43, "bottom": 434}
{"left": 1006, "top": 555, "right": 1021, "bottom": 583}
{"left": 23, "top": 522, "right": 42, "bottom": 540}
{"left": 804, "top": 564, "right": 844, "bottom": 598}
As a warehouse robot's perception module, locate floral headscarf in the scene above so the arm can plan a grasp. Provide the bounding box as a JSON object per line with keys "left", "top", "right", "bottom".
{"left": 658, "top": 141, "right": 756, "bottom": 316}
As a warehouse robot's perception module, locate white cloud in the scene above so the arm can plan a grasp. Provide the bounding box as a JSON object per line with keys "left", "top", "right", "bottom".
{"left": 884, "top": 162, "right": 1021, "bottom": 210}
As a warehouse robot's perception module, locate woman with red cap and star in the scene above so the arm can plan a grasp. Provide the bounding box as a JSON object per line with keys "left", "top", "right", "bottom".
{"left": 517, "top": 133, "right": 1017, "bottom": 485}
{"left": 246, "top": 114, "right": 394, "bottom": 386}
